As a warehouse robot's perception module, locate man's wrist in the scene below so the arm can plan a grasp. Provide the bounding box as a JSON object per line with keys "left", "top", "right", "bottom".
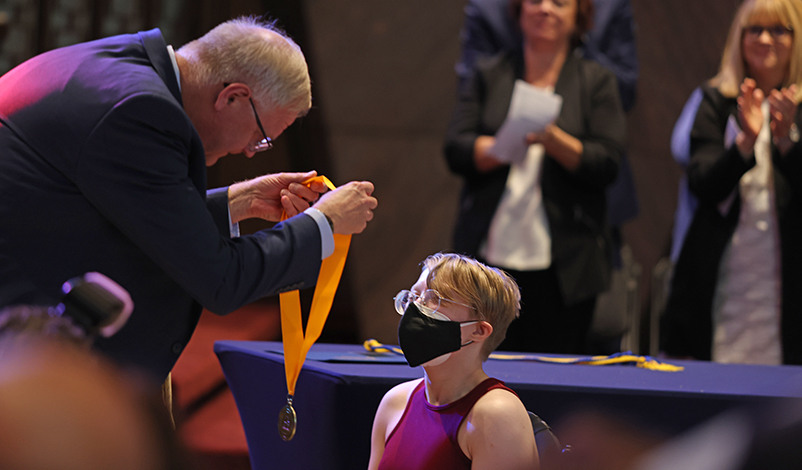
{"left": 303, "top": 207, "right": 335, "bottom": 259}
{"left": 227, "top": 181, "right": 251, "bottom": 223}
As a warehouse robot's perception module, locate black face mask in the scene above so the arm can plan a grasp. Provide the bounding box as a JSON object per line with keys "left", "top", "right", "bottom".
{"left": 397, "top": 302, "right": 477, "bottom": 368}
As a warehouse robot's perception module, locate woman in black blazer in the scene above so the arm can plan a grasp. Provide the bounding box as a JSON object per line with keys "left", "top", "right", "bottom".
{"left": 444, "top": 0, "right": 626, "bottom": 354}
{"left": 662, "top": 0, "right": 802, "bottom": 365}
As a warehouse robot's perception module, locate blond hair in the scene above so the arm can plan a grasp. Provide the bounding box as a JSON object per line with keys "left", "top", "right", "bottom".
{"left": 422, "top": 253, "right": 521, "bottom": 360}
{"left": 178, "top": 16, "right": 311, "bottom": 116}
{"left": 711, "top": 0, "right": 802, "bottom": 100}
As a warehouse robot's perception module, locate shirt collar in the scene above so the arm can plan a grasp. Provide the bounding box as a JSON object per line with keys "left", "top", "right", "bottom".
{"left": 166, "top": 45, "right": 181, "bottom": 92}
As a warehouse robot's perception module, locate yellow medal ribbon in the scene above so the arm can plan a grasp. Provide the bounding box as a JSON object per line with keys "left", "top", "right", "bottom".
{"left": 277, "top": 176, "right": 351, "bottom": 440}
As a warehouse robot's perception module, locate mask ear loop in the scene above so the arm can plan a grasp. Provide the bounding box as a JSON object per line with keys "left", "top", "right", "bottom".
{"left": 459, "top": 320, "right": 480, "bottom": 347}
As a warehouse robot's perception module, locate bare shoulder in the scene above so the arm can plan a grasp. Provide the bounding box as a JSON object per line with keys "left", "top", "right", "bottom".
{"left": 369, "top": 379, "right": 423, "bottom": 470}
{"left": 374, "top": 378, "right": 422, "bottom": 435}
{"left": 462, "top": 388, "right": 539, "bottom": 470}
{"left": 472, "top": 387, "right": 530, "bottom": 418}
{"left": 379, "top": 379, "right": 421, "bottom": 412}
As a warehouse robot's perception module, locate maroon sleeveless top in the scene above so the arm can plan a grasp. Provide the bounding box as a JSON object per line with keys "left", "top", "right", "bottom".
{"left": 377, "top": 377, "right": 516, "bottom": 470}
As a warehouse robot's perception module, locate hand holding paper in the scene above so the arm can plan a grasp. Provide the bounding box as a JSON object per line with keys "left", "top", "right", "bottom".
{"left": 489, "top": 80, "right": 563, "bottom": 164}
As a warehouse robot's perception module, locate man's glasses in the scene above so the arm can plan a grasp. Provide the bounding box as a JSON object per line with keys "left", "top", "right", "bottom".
{"left": 248, "top": 98, "right": 273, "bottom": 153}
{"left": 744, "top": 24, "right": 794, "bottom": 40}
{"left": 394, "top": 289, "right": 482, "bottom": 319}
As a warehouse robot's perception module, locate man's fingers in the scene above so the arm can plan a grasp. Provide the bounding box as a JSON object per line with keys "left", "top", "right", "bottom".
{"left": 311, "top": 180, "right": 378, "bottom": 235}
{"left": 280, "top": 194, "right": 299, "bottom": 217}
{"left": 358, "top": 181, "right": 376, "bottom": 199}
{"left": 297, "top": 170, "right": 317, "bottom": 181}
{"left": 280, "top": 190, "right": 312, "bottom": 215}
{"left": 287, "top": 182, "right": 319, "bottom": 201}
{"left": 309, "top": 180, "right": 329, "bottom": 194}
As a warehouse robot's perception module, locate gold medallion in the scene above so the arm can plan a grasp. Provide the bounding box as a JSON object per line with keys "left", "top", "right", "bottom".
{"left": 278, "top": 397, "right": 297, "bottom": 441}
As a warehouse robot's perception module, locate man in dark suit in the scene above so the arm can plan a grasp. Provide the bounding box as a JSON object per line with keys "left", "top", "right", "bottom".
{"left": 0, "top": 17, "right": 377, "bottom": 381}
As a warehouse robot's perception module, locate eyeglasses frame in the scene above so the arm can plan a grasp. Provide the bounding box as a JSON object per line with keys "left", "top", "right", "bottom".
{"left": 393, "top": 289, "right": 485, "bottom": 321}
{"left": 248, "top": 97, "right": 273, "bottom": 153}
{"left": 222, "top": 82, "right": 273, "bottom": 153}
{"left": 743, "top": 24, "right": 794, "bottom": 40}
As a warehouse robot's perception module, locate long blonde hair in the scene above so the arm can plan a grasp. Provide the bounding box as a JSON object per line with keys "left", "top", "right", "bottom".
{"left": 711, "top": 0, "right": 802, "bottom": 100}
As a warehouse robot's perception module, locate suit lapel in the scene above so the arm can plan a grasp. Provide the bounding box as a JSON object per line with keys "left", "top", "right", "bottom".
{"left": 137, "top": 29, "right": 206, "bottom": 198}
{"left": 138, "top": 29, "right": 182, "bottom": 106}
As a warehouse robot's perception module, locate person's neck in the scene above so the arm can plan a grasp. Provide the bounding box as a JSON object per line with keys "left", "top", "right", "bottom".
{"left": 523, "top": 40, "right": 569, "bottom": 88}
{"left": 173, "top": 53, "right": 215, "bottom": 131}
{"left": 422, "top": 359, "right": 489, "bottom": 406}
{"left": 174, "top": 52, "right": 216, "bottom": 104}
{"left": 174, "top": 53, "right": 190, "bottom": 98}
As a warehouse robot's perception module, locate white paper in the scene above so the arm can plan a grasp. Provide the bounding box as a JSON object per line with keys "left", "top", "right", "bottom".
{"left": 489, "top": 80, "right": 563, "bottom": 164}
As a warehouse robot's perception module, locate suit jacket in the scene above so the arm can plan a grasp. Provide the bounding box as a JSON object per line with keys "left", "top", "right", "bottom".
{"left": 444, "top": 50, "right": 626, "bottom": 305}
{"left": 0, "top": 29, "right": 322, "bottom": 380}
{"left": 662, "top": 83, "right": 802, "bottom": 364}
{"left": 456, "top": 0, "right": 639, "bottom": 228}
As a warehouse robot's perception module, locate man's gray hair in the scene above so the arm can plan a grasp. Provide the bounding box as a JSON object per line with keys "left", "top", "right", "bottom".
{"left": 178, "top": 16, "right": 311, "bottom": 116}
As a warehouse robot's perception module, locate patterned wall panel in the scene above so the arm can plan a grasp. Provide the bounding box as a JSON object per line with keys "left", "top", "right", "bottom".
{"left": 0, "top": 0, "right": 208, "bottom": 75}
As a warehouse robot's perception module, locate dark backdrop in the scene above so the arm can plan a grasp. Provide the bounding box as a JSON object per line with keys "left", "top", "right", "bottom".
{"left": 0, "top": 0, "right": 742, "bottom": 352}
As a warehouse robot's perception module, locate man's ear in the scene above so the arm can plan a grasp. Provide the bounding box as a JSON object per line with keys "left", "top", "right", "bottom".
{"left": 214, "top": 82, "right": 251, "bottom": 110}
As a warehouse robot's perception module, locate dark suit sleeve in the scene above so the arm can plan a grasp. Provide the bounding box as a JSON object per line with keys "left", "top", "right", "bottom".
{"left": 582, "top": 0, "right": 639, "bottom": 111}
{"left": 74, "top": 93, "right": 321, "bottom": 315}
{"left": 456, "top": 0, "right": 522, "bottom": 91}
{"left": 571, "top": 65, "right": 626, "bottom": 190}
{"left": 457, "top": 3, "right": 497, "bottom": 84}
{"left": 206, "top": 187, "right": 233, "bottom": 238}
{"left": 687, "top": 86, "right": 755, "bottom": 205}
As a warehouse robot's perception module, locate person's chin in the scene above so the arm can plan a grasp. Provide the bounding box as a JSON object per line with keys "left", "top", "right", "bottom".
{"left": 205, "top": 154, "right": 223, "bottom": 166}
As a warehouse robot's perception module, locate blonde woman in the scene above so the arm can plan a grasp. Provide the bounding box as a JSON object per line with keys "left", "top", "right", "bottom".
{"left": 663, "top": 0, "right": 802, "bottom": 365}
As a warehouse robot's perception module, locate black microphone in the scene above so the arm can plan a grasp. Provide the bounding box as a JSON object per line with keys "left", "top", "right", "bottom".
{"left": 55, "top": 272, "right": 133, "bottom": 338}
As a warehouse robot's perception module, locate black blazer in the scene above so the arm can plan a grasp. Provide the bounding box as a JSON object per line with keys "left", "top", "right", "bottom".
{"left": 662, "top": 83, "right": 802, "bottom": 364}
{"left": 0, "top": 30, "right": 322, "bottom": 379}
{"left": 444, "top": 50, "right": 626, "bottom": 305}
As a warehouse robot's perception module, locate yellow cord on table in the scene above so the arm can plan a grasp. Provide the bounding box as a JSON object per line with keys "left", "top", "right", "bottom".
{"left": 363, "top": 339, "right": 683, "bottom": 372}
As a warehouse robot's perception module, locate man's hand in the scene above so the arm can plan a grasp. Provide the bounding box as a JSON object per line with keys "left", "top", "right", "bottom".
{"left": 313, "top": 181, "right": 377, "bottom": 235}
{"left": 228, "top": 170, "right": 328, "bottom": 223}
